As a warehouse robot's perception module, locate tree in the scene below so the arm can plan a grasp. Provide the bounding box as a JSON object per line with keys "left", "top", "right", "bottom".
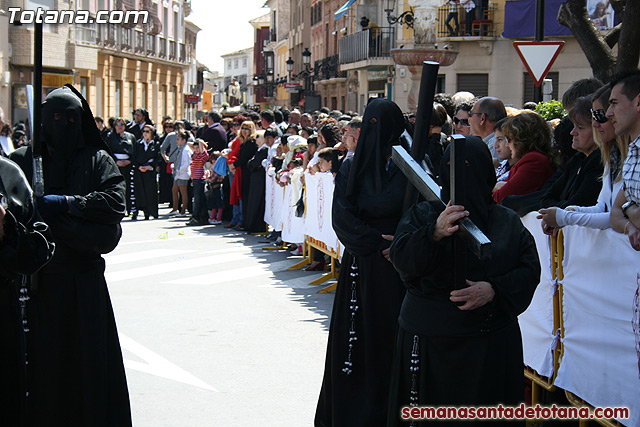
{"left": 558, "top": 0, "right": 640, "bottom": 82}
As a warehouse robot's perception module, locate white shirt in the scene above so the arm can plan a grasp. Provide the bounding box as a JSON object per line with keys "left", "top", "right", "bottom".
{"left": 174, "top": 146, "right": 192, "bottom": 180}
{"left": 556, "top": 166, "right": 623, "bottom": 230}
{"left": 0, "top": 135, "right": 15, "bottom": 155}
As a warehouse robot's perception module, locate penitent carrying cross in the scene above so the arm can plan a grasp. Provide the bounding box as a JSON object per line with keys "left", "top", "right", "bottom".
{"left": 392, "top": 61, "right": 492, "bottom": 290}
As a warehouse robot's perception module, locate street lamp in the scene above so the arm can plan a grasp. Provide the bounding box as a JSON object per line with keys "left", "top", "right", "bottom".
{"left": 258, "top": 74, "right": 265, "bottom": 85}
{"left": 286, "top": 57, "right": 294, "bottom": 80}
{"left": 384, "top": 0, "right": 414, "bottom": 28}
{"left": 302, "top": 48, "right": 311, "bottom": 68}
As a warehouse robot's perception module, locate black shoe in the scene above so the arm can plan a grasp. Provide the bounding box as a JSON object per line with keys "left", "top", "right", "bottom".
{"left": 131, "top": 213, "right": 138, "bottom": 221}
{"left": 186, "top": 219, "right": 201, "bottom": 226}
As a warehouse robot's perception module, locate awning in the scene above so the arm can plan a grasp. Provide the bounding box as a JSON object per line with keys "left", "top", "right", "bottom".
{"left": 334, "top": 0, "right": 357, "bottom": 20}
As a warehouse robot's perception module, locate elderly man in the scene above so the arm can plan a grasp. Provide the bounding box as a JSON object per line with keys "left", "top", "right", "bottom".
{"left": 288, "top": 109, "right": 302, "bottom": 126}
{"left": 469, "top": 96, "right": 507, "bottom": 165}
{"left": 608, "top": 70, "right": 640, "bottom": 250}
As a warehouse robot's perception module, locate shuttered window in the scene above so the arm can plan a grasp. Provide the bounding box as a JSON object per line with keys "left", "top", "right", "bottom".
{"left": 457, "top": 74, "right": 488, "bottom": 98}
{"left": 523, "top": 72, "right": 559, "bottom": 104}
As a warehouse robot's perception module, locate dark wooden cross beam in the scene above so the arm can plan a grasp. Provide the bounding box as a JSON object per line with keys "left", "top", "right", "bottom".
{"left": 393, "top": 60, "right": 492, "bottom": 292}
{"left": 32, "top": 20, "right": 44, "bottom": 197}
{"left": 392, "top": 142, "right": 491, "bottom": 261}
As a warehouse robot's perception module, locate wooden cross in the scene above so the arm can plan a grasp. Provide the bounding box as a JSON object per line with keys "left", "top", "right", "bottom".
{"left": 392, "top": 61, "right": 492, "bottom": 290}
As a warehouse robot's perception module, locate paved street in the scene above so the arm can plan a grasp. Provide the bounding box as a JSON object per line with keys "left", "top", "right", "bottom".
{"left": 104, "top": 207, "right": 335, "bottom": 426}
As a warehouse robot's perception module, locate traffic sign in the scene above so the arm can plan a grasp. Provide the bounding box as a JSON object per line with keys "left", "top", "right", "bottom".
{"left": 513, "top": 41, "right": 565, "bottom": 87}
{"left": 284, "top": 82, "right": 302, "bottom": 89}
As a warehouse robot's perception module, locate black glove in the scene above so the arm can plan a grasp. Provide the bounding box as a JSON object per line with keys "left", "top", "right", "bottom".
{"left": 37, "top": 195, "right": 69, "bottom": 220}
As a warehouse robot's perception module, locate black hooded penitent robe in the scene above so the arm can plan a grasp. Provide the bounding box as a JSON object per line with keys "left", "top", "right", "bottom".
{"left": 0, "top": 157, "right": 55, "bottom": 426}
{"left": 106, "top": 130, "right": 137, "bottom": 215}
{"left": 11, "top": 85, "right": 132, "bottom": 426}
{"left": 387, "top": 137, "right": 540, "bottom": 426}
{"left": 315, "top": 99, "right": 408, "bottom": 427}
{"left": 244, "top": 144, "right": 268, "bottom": 233}
{"left": 132, "top": 138, "right": 160, "bottom": 218}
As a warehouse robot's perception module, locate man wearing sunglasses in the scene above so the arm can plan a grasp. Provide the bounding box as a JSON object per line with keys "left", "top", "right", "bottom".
{"left": 608, "top": 70, "right": 640, "bottom": 250}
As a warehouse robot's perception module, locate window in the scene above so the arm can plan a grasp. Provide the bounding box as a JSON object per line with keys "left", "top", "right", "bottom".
{"left": 173, "top": 86, "right": 178, "bottom": 118}
{"left": 164, "top": 6, "right": 169, "bottom": 38}
{"left": 457, "top": 73, "right": 489, "bottom": 98}
{"left": 436, "top": 75, "right": 446, "bottom": 94}
{"left": 243, "top": 57, "right": 248, "bottom": 68}
{"left": 234, "top": 59, "right": 238, "bottom": 69}
{"left": 80, "top": 77, "right": 88, "bottom": 100}
{"left": 174, "top": 10, "right": 179, "bottom": 39}
{"left": 523, "top": 72, "right": 559, "bottom": 104}
{"left": 96, "top": 77, "right": 103, "bottom": 117}
{"left": 141, "top": 83, "right": 147, "bottom": 110}
{"left": 129, "top": 82, "right": 135, "bottom": 113}
{"left": 115, "top": 80, "right": 122, "bottom": 118}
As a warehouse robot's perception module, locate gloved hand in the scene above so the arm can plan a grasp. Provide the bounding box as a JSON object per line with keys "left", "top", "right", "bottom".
{"left": 37, "top": 195, "right": 69, "bottom": 221}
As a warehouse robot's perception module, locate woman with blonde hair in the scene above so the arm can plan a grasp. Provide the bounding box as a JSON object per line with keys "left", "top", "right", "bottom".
{"left": 227, "top": 120, "right": 258, "bottom": 230}
{"left": 539, "top": 85, "right": 629, "bottom": 232}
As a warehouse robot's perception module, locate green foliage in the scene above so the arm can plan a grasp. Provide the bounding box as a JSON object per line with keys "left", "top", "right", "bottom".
{"left": 534, "top": 100, "right": 567, "bottom": 120}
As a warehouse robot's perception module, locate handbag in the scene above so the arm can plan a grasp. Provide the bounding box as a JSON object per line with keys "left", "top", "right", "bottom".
{"left": 295, "top": 189, "right": 305, "bottom": 218}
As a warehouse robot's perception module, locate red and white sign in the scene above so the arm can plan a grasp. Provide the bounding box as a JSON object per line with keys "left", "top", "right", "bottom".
{"left": 284, "top": 82, "right": 301, "bottom": 89}
{"left": 513, "top": 41, "right": 565, "bottom": 87}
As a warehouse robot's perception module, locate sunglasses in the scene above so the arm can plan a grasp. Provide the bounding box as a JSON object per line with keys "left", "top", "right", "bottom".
{"left": 453, "top": 117, "right": 470, "bottom": 127}
{"left": 232, "top": 123, "right": 241, "bottom": 127}
{"left": 591, "top": 108, "right": 608, "bottom": 124}
{"left": 115, "top": 122, "right": 125, "bottom": 126}
{"left": 142, "top": 130, "right": 152, "bottom": 134}
{"left": 241, "top": 127, "right": 251, "bottom": 130}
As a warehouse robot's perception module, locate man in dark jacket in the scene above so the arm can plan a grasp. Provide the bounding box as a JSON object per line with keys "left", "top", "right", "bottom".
{"left": 200, "top": 110, "right": 228, "bottom": 152}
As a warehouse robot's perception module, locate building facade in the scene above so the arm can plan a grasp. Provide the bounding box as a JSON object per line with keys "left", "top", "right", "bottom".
{"left": 4, "top": 0, "right": 192, "bottom": 127}
{"left": 221, "top": 47, "right": 254, "bottom": 107}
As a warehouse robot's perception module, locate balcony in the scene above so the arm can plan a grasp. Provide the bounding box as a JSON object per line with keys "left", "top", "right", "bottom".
{"left": 435, "top": 4, "right": 498, "bottom": 38}
{"left": 314, "top": 55, "right": 346, "bottom": 83}
{"left": 159, "top": 37, "right": 167, "bottom": 58}
{"left": 146, "top": 34, "right": 156, "bottom": 56}
{"left": 134, "top": 30, "right": 145, "bottom": 54}
{"left": 72, "top": 23, "right": 189, "bottom": 65}
{"left": 338, "top": 27, "right": 395, "bottom": 71}
{"left": 169, "top": 40, "right": 177, "bottom": 60}
{"left": 121, "top": 28, "right": 133, "bottom": 51}
{"left": 75, "top": 23, "right": 97, "bottom": 45}
{"left": 179, "top": 43, "right": 187, "bottom": 63}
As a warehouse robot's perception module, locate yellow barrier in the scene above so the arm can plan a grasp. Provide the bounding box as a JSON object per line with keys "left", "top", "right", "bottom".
{"left": 287, "top": 236, "right": 340, "bottom": 293}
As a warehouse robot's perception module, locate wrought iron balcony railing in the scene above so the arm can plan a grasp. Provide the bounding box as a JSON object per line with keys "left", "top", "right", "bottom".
{"left": 338, "top": 27, "right": 395, "bottom": 65}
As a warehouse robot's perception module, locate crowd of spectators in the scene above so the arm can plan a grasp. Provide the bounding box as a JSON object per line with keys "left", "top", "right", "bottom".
{"left": 3, "top": 69, "right": 640, "bottom": 253}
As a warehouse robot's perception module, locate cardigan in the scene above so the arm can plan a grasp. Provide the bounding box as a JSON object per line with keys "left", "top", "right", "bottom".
{"left": 493, "top": 151, "right": 554, "bottom": 204}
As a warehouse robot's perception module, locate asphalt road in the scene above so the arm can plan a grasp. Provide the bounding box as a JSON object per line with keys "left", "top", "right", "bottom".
{"left": 104, "top": 207, "right": 336, "bottom": 426}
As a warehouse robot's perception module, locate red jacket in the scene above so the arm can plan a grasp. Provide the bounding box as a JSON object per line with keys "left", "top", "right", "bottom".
{"left": 493, "top": 151, "right": 554, "bottom": 204}
{"left": 228, "top": 137, "right": 242, "bottom": 205}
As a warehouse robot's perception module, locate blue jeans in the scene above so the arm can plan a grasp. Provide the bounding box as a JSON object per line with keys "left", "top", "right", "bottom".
{"left": 192, "top": 179, "right": 207, "bottom": 223}
{"left": 232, "top": 200, "right": 243, "bottom": 226}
